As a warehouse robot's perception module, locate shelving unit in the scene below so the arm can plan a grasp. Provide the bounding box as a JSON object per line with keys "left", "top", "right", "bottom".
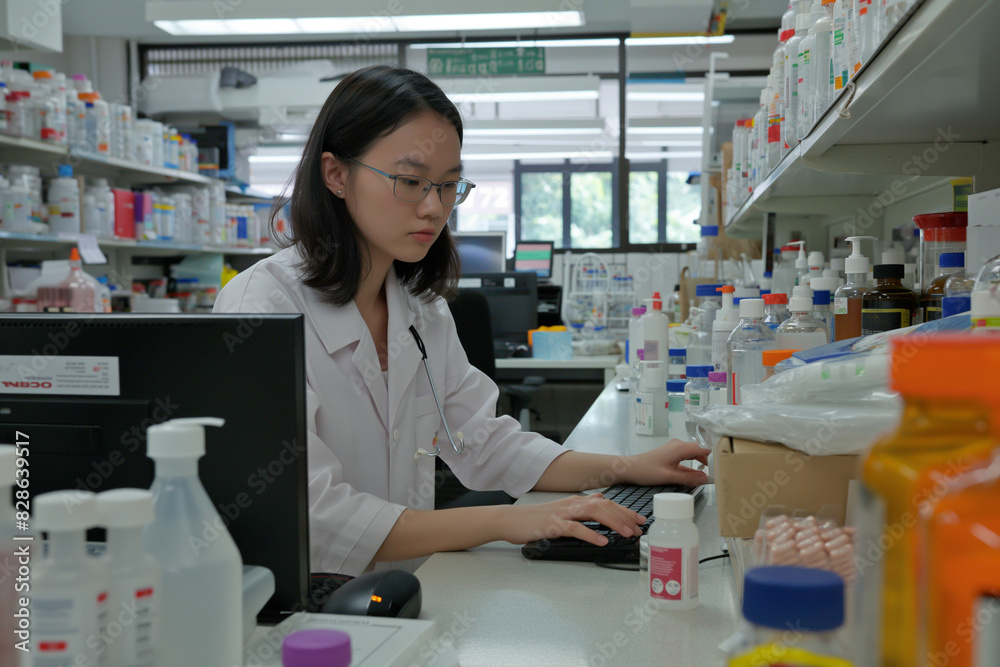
{"left": 725, "top": 0, "right": 1000, "bottom": 238}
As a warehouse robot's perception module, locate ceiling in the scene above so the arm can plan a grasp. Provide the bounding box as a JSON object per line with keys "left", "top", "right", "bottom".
{"left": 62, "top": 0, "right": 790, "bottom": 41}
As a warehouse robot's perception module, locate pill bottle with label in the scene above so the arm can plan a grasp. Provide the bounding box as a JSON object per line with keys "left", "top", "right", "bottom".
{"left": 647, "top": 493, "right": 699, "bottom": 611}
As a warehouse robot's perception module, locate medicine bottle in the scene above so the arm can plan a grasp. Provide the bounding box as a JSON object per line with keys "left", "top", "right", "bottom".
{"left": 634, "top": 361, "right": 669, "bottom": 437}
{"left": 860, "top": 264, "right": 917, "bottom": 334}
{"left": 0, "top": 446, "right": 19, "bottom": 667}
{"left": 920, "top": 251, "right": 965, "bottom": 322}
{"left": 854, "top": 335, "right": 1000, "bottom": 667}
{"left": 667, "top": 347, "right": 687, "bottom": 380}
{"left": 647, "top": 493, "right": 699, "bottom": 611}
{"left": 97, "top": 489, "right": 162, "bottom": 667}
{"left": 707, "top": 371, "right": 727, "bottom": 406}
{"left": 666, "top": 379, "right": 688, "bottom": 440}
{"left": 283, "top": 629, "right": 351, "bottom": 667}
{"left": 727, "top": 566, "right": 852, "bottom": 667}
{"left": 683, "top": 365, "right": 712, "bottom": 439}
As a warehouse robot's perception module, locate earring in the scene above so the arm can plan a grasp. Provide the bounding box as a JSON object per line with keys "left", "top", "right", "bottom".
{"left": 336, "top": 190, "right": 343, "bottom": 196}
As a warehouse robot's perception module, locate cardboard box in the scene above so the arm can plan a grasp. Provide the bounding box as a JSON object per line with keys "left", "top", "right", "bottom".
{"left": 714, "top": 436, "right": 859, "bottom": 538}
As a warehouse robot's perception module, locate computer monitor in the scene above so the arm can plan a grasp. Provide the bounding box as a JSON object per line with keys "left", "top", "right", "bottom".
{"left": 454, "top": 232, "right": 507, "bottom": 273}
{"left": 0, "top": 313, "right": 308, "bottom": 624}
{"left": 458, "top": 272, "right": 538, "bottom": 343}
{"left": 514, "top": 241, "right": 554, "bottom": 280}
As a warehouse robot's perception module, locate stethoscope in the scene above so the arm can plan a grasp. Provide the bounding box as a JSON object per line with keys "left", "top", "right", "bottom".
{"left": 409, "top": 324, "right": 465, "bottom": 458}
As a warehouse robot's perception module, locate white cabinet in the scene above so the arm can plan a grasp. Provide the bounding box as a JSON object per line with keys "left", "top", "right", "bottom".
{"left": 0, "top": 0, "right": 62, "bottom": 53}
{"left": 725, "top": 0, "right": 1000, "bottom": 238}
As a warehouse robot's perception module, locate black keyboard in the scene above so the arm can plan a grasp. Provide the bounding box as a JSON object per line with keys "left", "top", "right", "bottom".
{"left": 521, "top": 483, "right": 701, "bottom": 564}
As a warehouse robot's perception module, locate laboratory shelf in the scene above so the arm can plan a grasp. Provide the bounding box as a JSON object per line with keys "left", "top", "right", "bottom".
{"left": 0, "top": 231, "right": 274, "bottom": 256}
{"left": 0, "top": 133, "right": 215, "bottom": 186}
{"left": 224, "top": 185, "right": 274, "bottom": 203}
{"left": 725, "top": 0, "right": 1000, "bottom": 238}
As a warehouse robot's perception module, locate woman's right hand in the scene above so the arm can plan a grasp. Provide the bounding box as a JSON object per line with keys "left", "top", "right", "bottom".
{"left": 496, "top": 494, "right": 646, "bottom": 546}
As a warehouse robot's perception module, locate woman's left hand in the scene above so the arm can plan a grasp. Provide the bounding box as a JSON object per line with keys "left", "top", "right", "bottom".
{"left": 621, "top": 439, "right": 710, "bottom": 487}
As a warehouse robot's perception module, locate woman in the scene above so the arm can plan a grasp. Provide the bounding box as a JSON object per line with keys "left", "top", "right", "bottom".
{"left": 214, "top": 65, "right": 708, "bottom": 576}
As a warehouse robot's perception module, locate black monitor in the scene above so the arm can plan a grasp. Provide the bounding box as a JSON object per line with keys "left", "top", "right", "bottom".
{"left": 458, "top": 272, "right": 538, "bottom": 343}
{"left": 0, "top": 314, "right": 308, "bottom": 624}
{"left": 514, "top": 240, "right": 554, "bottom": 279}
{"left": 454, "top": 232, "right": 507, "bottom": 273}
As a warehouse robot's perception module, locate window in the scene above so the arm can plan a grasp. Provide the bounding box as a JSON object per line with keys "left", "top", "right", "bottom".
{"left": 667, "top": 172, "right": 702, "bottom": 244}
{"left": 519, "top": 172, "right": 563, "bottom": 244}
{"left": 570, "top": 172, "right": 613, "bottom": 248}
{"left": 515, "top": 161, "right": 617, "bottom": 250}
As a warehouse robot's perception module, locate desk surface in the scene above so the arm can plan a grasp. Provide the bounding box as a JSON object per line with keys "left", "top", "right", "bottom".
{"left": 416, "top": 379, "right": 740, "bottom": 667}
{"left": 494, "top": 354, "right": 621, "bottom": 370}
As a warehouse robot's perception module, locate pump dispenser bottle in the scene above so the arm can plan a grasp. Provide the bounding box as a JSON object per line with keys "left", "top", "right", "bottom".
{"left": 0, "top": 446, "right": 19, "bottom": 667}
{"left": 834, "top": 235, "right": 875, "bottom": 340}
{"left": 788, "top": 241, "right": 808, "bottom": 286}
{"left": 142, "top": 418, "right": 242, "bottom": 667}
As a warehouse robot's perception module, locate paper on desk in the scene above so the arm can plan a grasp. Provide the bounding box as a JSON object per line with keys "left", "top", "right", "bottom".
{"left": 244, "top": 612, "right": 458, "bottom": 667}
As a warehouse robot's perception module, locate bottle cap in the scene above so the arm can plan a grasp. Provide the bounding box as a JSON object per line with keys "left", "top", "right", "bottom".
{"left": 57, "top": 164, "right": 73, "bottom": 178}
{"left": 913, "top": 212, "right": 968, "bottom": 242}
{"left": 939, "top": 252, "right": 964, "bottom": 269}
{"left": 0, "top": 445, "right": 16, "bottom": 487}
{"left": 700, "top": 225, "right": 719, "bottom": 237}
{"left": 35, "top": 490, "right": 99, "bottom": 531}
{"left": 890, "top": 334, "right": 1000, "bottom": 401}
{"left": 666, "top": 379, "right": 688, "bottom": 393}
{"left": 695, "top": 284, "right": 724, "bottom": 297}
{"left": 762, "top": 293, "right": 788, "bottom": 305}
{"left": 739, "top": 298, "right": 765, "bottom": 319}
{"left": 685, "top": 365, "right": 712, "bottom": 378}
{"left": 791, "top": 285, "right": 813, "bottom": 299}
{"left": 653, "top": 492, "right": 694, "bottom": 520}
{"left": 632, "top": 306, "right": 647, "bottom": 317}
{"left": 763, "top": 270, "right": 773, "bottom": 278}
{"left": 810, "top": 277, "right": 840, "bottom": 293}
{"left": 844, "top": 235, "right": 876, "bottom": 274}
{"left": 282, "top": 629, "right": 352, "bottom": 667}
{"left": 668, "top": 348, "right": 687, "bottom": 358}
{"left": 812, "top": 290, "right": 831, "bottom": 305}
{"left": 707, "top": 371, "right": 727, "bottom": 383}
{"left": 743, "top": 566, "right": 844, "bottom": 631}
{"left": 788, "top": 296, "right": 812, "bottom": 312}
{"left": 70, "top": 247, "right": 81, "bottom": 262}
{"left": 146, "top": 417, "right": 225, "bottom": 459}
{"left": 97, "top": 489, "right": 155, "bottom": 527}
{"left": 873, "top": 264, "right": 904, "bottom": 280}
{"left": 762, "top": 349, "right": 797, "bottom": 367}
{"left": 716, "top": 285, "right": 736, "bottom": 294}
{"left": 807, "top": 251, "right": 824, "bottom": 269}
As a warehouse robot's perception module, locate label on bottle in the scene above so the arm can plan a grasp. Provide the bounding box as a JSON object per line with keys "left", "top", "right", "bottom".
{"left": 123, "top": 585, "right": 158, "bottom": 664}
{"left": 649, "top": 544, "right": 698, "bottom": 601}
{"left": 31, "top": 593, "right": 98, "bottom": 667}
{"left": 833, "top": 296, "right": 849, "bottom": 315}
{"left": 923, "top": 306, "right": 943, "bottom": 322}
{"left": 973, "top": 317, "right": 1000, "bottom": 331}
{"left": 861, "top": 308, "right": 911, "bottom": 334}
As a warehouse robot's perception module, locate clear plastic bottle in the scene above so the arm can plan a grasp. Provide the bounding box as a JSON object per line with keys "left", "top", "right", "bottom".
{"left": 776, "top": 296, "right": 829, "bottom": 350}
{"left": 942, "top": 267, "right": 975, "bottom": 318}
{"left": 855, "top": 336, "right": 999, "bottom": 667}
{"left": 282, "top": 629, "right": 352, "bottom": 667}
{"left": 920, "top": 251, "right": 964, "bottom": 322}
{"left": 683, "top": 365, "right": 712, "bottom": 439}
{"left": 667, "top": 379, "right": 688, "bottom": 440}
{"left": 727, "top": 566, "right": 852, "bottom": 667}
{"left": 0, "top": 446, "right": 19, "bottom": 667}
{"left": 60, "top": 248, "right": 97, "bottom": 313}
{"left": 97, "top": 489, "right": 162, "bottom": 667}
{"left": 727, "top": 298, "right": 776, "bottom": 406}
{"left": 667, "top": 348, "right": 687, "bottom": 380}
{"left": 647, "top": 493, "right": 699, "bottom": 611}
{"left": 30, "top": 491, "right": 106, "bottom": 667}
{"left": 707, "top": 371, "right": 728, "bottom": 406}
{"left": 972, "top": 251, "right": 1000, "bottom": 294}
{"left": 142, "top": 417, "right": 243, "bottom": 667}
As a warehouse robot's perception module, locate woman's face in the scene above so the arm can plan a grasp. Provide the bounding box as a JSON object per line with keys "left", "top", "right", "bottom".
{"left": 342, "top": 111, "right": 462, "bottom": 269}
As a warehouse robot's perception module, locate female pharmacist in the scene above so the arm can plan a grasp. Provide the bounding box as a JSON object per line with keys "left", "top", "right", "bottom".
{"left": 214, "top": 66, "right": 708, "bottom": 575}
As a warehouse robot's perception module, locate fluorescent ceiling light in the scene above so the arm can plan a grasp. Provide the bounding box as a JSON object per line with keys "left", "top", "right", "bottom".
{"left": 628, "top": 126, "right": 704, "bottom": 135}
{"left": 625, "top": 35, "right": 735, "bottom": 46}
{"left": 466, "top": 128, "right": 605, "bottom": 136}
{"left": 148, "top": 0, "right": 582, "bottom": 36}
{"left": 410, "top": 38, "right": 619, "bottom": 49}
{"left": 629, "top": 140, "right": 703, "bottom": 147}
{"left": 463, "top": 151, "right": 614, "bottom": 161}
{"left": 627, "top": 92, "right": 705, "bottom": 102}
{"left": 452, "top": 90, "right": 598, "bottom": 102}
{"left": 626, "top": 152, "right": 703, "bottom": 160}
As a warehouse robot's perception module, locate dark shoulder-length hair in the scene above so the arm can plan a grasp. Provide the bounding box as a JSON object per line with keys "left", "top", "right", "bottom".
{"left": 273, "top": 65, "right": 463, "bottom": 306}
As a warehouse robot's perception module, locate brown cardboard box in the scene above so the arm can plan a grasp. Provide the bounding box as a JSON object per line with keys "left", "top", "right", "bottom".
{"left": 713, "top": 436, "right": 860, "bottom": 538}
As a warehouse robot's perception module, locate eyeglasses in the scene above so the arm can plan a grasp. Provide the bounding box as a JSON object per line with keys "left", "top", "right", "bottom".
{"left": 349, "top": 158, "right": 476, "bottom": 206}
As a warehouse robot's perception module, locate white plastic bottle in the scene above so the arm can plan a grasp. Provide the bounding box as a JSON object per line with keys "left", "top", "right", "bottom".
{"left": 811, "top": 0, "right": 836, "bottom": 124}
{"left": 727, "top": 298, "right": 776, "bottom": 405}
{"left": 832, "top": 0, "right": 853, "bottom": 96}
{"left": 857, "top": 0, "right": 877, "bottom": 65}
{"left": 787, "top": 240, "right": 808, "bottom": 286}
{"left": 30, "top": 491, "right": 104, "bottom": 667}
{"left": 627, "top": 305, "right": 647, "bottom": 369}
{"left": 48, "top": 164, "right": 81, "bottom": 234}
{"left": 647, "top": 493, "right": 699, "bottom": 611}
{"left": 785, "top": 9, "right": 810, "bottom": 145}
{"left": 97, "top": 489, "right": 162, "bottom": 667}
{"left": 635, "top": 362, "right": 670, "bottom": 437}
{"left": 711, "top": 285, "right": 739, "bottom": 373}
{"left": 141, "top": 417, "right": 243, "bottom": 667}
{"left": 804, "top": 250, "right": 825, "bottom": 287}
{"left": 4, "top": 180, "right": 32, "bottom": 233}
{"left": 776, "top": 296, "right": 830, "bottom": 350}
{"left": 797, "top": 0, "right": 826, "bottom": 135}
{"left": 0, "top": 446, "right": 19, "bottom": 667}
{"left": 641, "top": 293, "right": 671, "bottom": 362}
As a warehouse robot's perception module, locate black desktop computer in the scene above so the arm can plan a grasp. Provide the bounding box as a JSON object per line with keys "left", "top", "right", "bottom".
{"left": 457, "top": 272, "right": 538, "bottom": 354}
{"left": 0, "top": 313, "right": 309, "bottom": 623}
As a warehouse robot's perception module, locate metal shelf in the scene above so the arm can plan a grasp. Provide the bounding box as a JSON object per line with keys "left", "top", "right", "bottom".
{"left": 725, "top": 0, "right": 1000, "bottom": 238}
{"left": 0, "top": 231, "right": 273, "bottom": 256}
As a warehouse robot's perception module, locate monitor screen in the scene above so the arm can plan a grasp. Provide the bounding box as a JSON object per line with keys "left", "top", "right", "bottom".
{"left": 458, "top": 272, "right": 538, "bottom": 343}
{"left": 514, "top": 241, "right": 554, "bottom": 279}
{"left": 454, "top": 232, "right": 507, "bottom": 274}
{"left": 0, "top": 313, "right": 309, "bottom": 623}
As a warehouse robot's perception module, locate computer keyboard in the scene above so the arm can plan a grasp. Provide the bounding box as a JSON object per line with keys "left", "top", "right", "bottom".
{"left": 521, "top": 483, "right": 702, "bottom": 564}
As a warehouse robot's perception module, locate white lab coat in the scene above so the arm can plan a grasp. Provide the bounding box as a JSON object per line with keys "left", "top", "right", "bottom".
{"left": 213, "top": 246, "right": 565, "bottom": 575}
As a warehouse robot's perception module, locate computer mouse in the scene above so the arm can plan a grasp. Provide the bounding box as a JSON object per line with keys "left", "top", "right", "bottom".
{"left": 511, "top": 345, "right": 531, "bottom": 358}
{"left": 320, "top": 570, "right": 422, "bottom": 619}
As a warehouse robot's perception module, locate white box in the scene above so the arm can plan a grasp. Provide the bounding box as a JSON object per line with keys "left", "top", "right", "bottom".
{"left": 968, "top": 187, "right": 1000, "bottom": 276}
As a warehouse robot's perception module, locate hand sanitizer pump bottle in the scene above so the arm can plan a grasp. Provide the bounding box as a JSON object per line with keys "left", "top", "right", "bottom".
{"left": 141, "top": 417, "right": 243, "bottom": 667}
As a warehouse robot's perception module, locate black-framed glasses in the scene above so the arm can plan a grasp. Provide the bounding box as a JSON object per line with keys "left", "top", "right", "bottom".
{"left": 349, "top": 158, "right": 476, "bottom": 206}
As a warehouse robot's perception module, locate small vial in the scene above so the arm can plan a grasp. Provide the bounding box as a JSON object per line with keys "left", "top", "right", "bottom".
{"left": 647, "top": 493, "right": 699, "bottom": 610}
{"left": 283, "top": 629, "right": 351, "bottom": 667}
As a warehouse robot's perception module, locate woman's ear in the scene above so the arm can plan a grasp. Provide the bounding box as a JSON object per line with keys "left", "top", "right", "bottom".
{"left": 320, "top": 152, "right": 348, "bottom": 198}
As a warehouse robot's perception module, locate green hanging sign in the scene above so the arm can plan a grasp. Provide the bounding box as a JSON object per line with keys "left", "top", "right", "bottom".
{"left": 426, "top": 47, "right": 546, "bottom": 76}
